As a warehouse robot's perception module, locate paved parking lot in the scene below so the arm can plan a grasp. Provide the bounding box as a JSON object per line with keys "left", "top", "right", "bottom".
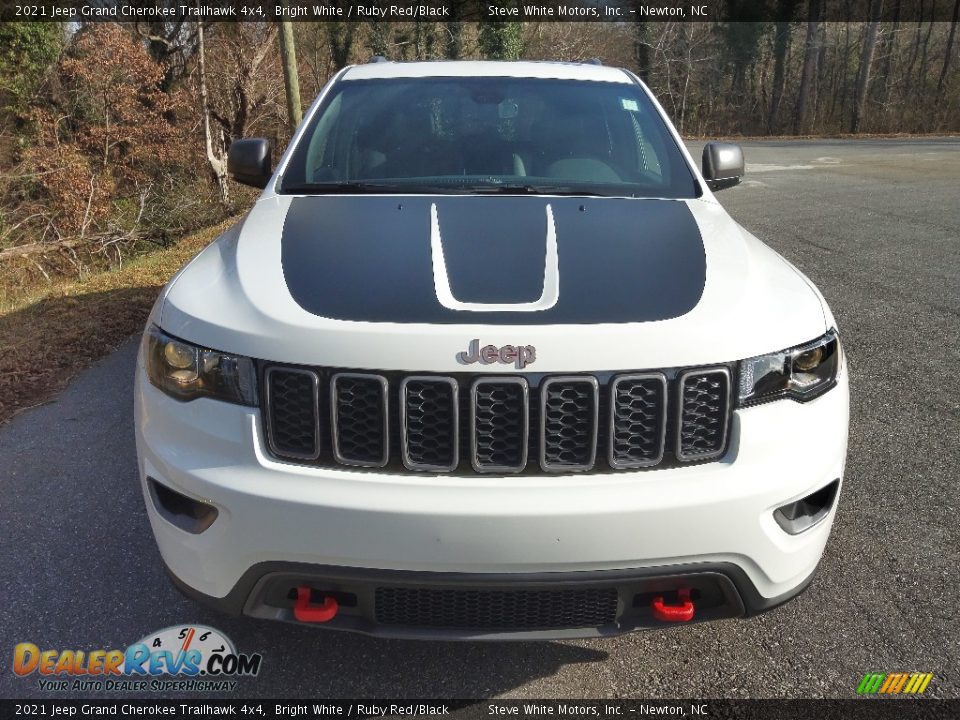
{"left": 1, "top": 139, "right": 958, "bottom": 699}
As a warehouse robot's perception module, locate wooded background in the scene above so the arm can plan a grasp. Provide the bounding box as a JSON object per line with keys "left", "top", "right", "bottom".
{"left": 0, "top": 13, "right": 957, "bottom": 297}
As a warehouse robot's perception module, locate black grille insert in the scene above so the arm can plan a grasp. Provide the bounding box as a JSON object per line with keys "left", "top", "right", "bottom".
{"left": 609, "top": 374, "right": 667, "bottom": 468}
{"left": 260, "top": 365, "right": 733, "bottom": 474}
{"left": 374, "top": 586, "right": 619, "bottom": 630}
{"left": 265, "top": 368, "right": 320, "bottom": 459}
{"left": 677, "top": 368, "right": 731, "bottom": 461}
{"left": 331, "top": 373, "right": 388, "bottom": 467}
{"left": 401, "top": 377, "right": 458, "bottom": 471}
{"left": 540, "top": 377, "right": 599, "bottom": 471}
{"left": 471, "top": 378, "right": 529, "bottom": 473}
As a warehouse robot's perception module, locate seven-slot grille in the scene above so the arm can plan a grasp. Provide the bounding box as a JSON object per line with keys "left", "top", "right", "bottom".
{"left": 263, "top": 366, "right": 732, "bottom": 474}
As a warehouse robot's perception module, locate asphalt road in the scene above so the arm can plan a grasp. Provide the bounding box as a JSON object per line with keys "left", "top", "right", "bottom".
{"left": 1, "top": 139, "right": 958, "bottom": 700}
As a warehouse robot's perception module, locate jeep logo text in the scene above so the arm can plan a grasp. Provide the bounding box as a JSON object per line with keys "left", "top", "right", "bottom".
{"left": 457, "top": 339, "right": 536, "bottom": 369}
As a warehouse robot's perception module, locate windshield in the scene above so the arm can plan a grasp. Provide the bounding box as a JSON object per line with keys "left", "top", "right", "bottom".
{"left": 279, "top": 77, "right": 699, "bottom": 198}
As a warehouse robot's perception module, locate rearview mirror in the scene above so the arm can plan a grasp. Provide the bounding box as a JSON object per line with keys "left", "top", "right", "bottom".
{"left": 228, "top": 138, "right": 272, "bottom": 189}
{"left": 702, "top": 142, "right": 744, "bottom": 192}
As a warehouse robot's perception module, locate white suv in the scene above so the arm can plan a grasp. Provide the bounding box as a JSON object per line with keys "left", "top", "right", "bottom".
{"left": 135, "top": 60, "right": 848, "bottom": 639}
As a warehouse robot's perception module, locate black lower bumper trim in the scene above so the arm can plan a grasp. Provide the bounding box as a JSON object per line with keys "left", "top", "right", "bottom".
{"left": 164, "top": 560, "right": 817, "bottom": 640}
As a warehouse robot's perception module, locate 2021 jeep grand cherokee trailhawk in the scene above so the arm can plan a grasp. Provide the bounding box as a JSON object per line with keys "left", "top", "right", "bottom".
{"left": 135, "top": 60, "right": 848, "bottom": 639}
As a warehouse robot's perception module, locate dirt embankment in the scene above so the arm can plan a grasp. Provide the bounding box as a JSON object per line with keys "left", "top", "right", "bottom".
{"left": 0, "top": 218, "right": 238, "bottom": 424}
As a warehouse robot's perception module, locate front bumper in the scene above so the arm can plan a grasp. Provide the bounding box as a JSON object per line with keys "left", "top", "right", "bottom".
{"left": 135, "top": 364, "right": 848, "bottom": 638}
{"left": 166, "top": 559, "right": 817, "bottom": 640}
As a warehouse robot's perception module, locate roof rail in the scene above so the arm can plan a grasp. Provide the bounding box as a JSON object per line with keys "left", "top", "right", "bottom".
{"left": 585, "top": 58, "right": 603, "bottom": 65}
{"left": 369, "top": 55, "right": 388, "bottom": 64}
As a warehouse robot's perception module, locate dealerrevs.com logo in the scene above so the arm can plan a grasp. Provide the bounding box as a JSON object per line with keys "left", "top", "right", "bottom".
{"left": 13, "top": 625, "right": 262, "bottom": 692}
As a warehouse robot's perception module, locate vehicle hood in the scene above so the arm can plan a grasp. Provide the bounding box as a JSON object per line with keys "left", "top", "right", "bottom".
{"left": 159, "top": 195, "right": 828, "bottom": 371}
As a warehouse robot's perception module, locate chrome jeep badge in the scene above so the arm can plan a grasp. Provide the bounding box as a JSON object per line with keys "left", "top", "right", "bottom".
{"left": 457, "top": 339, "right": 536, "bottom": 369}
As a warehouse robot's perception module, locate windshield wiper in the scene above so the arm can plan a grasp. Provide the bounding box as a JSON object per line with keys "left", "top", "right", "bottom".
{"left": 282, "top": 181, "right": 629, "bottom": 197}
{"left": 465, "top": 184, "right": 615, "bottom": 197}
{"left": 281, "top": 181, "right": 416, "bottom": 194}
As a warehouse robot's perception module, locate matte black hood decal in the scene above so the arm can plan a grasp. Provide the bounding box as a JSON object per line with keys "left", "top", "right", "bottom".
{"left": 281, "top": 196, "right": 705, "bottom": 324}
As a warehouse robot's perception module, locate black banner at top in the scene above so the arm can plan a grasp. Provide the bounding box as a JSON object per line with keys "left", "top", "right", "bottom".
{"left": 1, "top": 0, "right": 957, "bottom": 23}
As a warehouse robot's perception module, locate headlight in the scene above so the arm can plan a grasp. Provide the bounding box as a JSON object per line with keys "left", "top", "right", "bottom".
{"left": 738, "top": 330, "right": 841, "bottom": 406}
{"left": 144, "top": 325, "right": 258, "bottom": 406}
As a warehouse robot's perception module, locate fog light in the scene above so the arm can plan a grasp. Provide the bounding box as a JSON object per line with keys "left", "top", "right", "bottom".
{"left": 148, "top": 478, "right": 218, "bottom": 534}
{"left": 774, "top": 479, "right": 840, "bottom": 535}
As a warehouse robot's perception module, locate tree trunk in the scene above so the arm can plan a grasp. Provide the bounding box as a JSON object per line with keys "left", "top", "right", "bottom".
{"left": 795, "top": 0, "right": 821, "bottom": 133}
{"left": 444, "top": 22, "right": 464, "bottom": 59}
{"left": 632, "top": 18, "right": 650, "bottom": 81}
{"left": 937, "top": 0, "right": 960, "bottom": 97}
{"left": 917, "top": 4, "right": 936, "bottom": 99}
{"left": 197, "top": 21, "right": 229, "bottom": 206}
{"left": 851, "top": 6, "right": 883, "bottom": 133}
{"left": 879, "top": 0, "right": 902, "bottom": 118}
{"left": 478, "top": 21, "right": 524, "bottom": 60}
{"left": 906, "top": 0, "right": 925, "bottom": 83}
{"left": 0, "top": 239, "right": 85, "bottom": 262}
{"left": 277, "top": 12, "right": 302, "bottom": 132}
{"left": 413, "top": 21, "right": 437, "bottom": 60}
{"left": 366, "top": 22, "right": 392, "bottom": 58}
{"left": 768, "top": 0, "right": 799, "bottom": 132}
{"left": 815, "top": 21, "right": 828, "bottom": 127}
{"left": 327, "top": 23, "right": 357, "bottom": 70}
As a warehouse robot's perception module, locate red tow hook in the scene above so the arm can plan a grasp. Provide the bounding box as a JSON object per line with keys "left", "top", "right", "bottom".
{"left": 651, "top": 588, "right": 695, "bottom": 623}
{"left": 293, "top": 586, "right": 339, "bottom": 623}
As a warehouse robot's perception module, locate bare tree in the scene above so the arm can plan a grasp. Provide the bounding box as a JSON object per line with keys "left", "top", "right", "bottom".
{"left": 937, "top": 0, "right": 960, "bottom": 97}
{"left": 197, "top": 21, "right": 228, "bottom": 205}
{"left": 443, "top": 0, "right": 471, "bottom": 59}
{"left": 632, "top": 16, "right": 651, "bottom": 81}
{"left": 913, "top": 5, "right": 938, "bottom": 113}
{"left": 205, "top": 25, "right": 281, "bottom": 144}
{"left": 876, "top": 0, "right": 902, "bottom": 116}
{"left": 277, "top": 7, "right": 302, "bottom": 131}
{"left": 851, "top": 2, "right": 883, "bottom": 132}
{"left": 133, "top": 14, "right": 202, "bottom": 90}
{"left": 769, "top": 0, "right": 801, "bottom": 131}
{"left": 327, "top": 23, "right": 358, "bottom": 69}
{"left": 367, "top": 22, "right": 394, "bottom": 58}
{"left": 795, "top": 0, "right": 822, "bottom": 133}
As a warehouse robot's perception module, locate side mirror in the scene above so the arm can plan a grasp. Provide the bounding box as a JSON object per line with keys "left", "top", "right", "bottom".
{"left": 702, "top": 142, "right": 744, "bottom": 192}
{"left": 227, "top": 138, "right": 272, "bottom": 189}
